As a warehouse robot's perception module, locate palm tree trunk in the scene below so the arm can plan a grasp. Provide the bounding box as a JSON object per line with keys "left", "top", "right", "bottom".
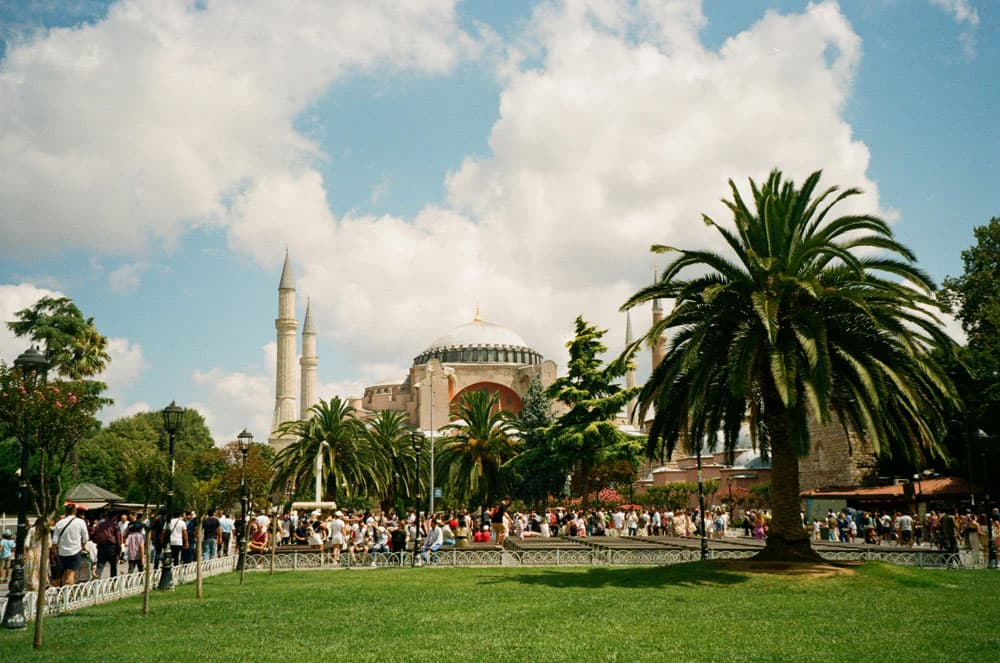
{"left": 754, "top": 384, "right": 822, "bottom": 563}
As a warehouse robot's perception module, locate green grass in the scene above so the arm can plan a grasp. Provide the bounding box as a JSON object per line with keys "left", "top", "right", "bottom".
{"left": 2, "top": 563, "right": 997, "bottom": 662}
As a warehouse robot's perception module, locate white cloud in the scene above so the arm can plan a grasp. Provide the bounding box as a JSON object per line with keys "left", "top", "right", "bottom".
{"left": 107, "top": 262, "right": 146, "bottom": 294}
{"left": 279, "top": 0, "right": 881, "bottom": 376}
{"left": 930, "top": 0, "right": 980, "bottom": 58}
{"left": 0, "top": 0, "right": 480, "bottom": 259}
{"left": 4, "top": 2, "right": 931, "bottom": 437}
{"left": 0, "top": 283, "right": 62, "bottom": 362}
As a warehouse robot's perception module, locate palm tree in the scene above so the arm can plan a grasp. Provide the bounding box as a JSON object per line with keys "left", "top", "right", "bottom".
{"left": 271, "top": 397, "right": 379, "bottom": 501}
{"left": 623, "top": 169, "right": 958, "bottom": 562}
{"left": 363, "top": 409, "right": 417, "bottom": 513}
{"left": 439, "top": 389, "right": 520, "bottom": 509}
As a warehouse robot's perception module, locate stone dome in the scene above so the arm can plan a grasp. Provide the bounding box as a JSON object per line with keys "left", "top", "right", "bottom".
{"left": 413, "top": 317, "right": 542, "bottom": 366}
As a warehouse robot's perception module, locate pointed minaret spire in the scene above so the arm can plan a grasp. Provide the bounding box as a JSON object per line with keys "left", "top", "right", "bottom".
{"left": 279, "top": 247, "right": 295, "bottom": 291}
{"left": 474, "top": 303, "right": 481, "bottom": 322}
{"left": 303, "top": 297, "right": 316, "bottom": 334}
{"left": 300, "top": 297, "right": 318, "bottom": 420}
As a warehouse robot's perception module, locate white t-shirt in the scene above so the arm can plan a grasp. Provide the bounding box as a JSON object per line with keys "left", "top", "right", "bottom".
{"left": 53, "top": 515, "right": 89, "bottom": 556}
{"left": 168, "top": 518, "right": 186, "bottom": 546}
{"left": 612, "top": 511, "right": 625, "bottom": 529}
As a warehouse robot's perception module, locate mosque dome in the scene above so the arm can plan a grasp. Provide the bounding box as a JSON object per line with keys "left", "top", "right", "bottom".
{"left": 413, "top": 316, "right": 542, "bottom": 366}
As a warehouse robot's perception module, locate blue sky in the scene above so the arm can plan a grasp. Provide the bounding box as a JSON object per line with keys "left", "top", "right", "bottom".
{"left": 1, "top": 1, "right": 996, "bottom": 442}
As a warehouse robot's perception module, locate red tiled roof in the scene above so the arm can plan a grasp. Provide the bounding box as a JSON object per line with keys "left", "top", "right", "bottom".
{"left": 801, "top": 476, "right": 969, "bottom": 499}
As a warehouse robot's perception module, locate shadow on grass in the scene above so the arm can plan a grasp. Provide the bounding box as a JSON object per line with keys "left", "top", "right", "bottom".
{"left": 481, "top": 561, "right": 750, "bottom": 590}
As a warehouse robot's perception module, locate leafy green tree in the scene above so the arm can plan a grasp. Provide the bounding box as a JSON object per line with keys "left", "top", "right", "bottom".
{"left": 218, "top": 440, "right": 275, "bottom": 513}
{"left": 7, "top": 296, "right": 110, "bottom": 378}
{"left": 439, "top": 389, "right": 520, "bottom": 509}
{"left": 508, "top": 375, "right": 563, "bottom": 505}
{"left": 941, "top": 216, "right": 1000, "bottom": 484}
{"left": 545, "top": 316, "right": 641, "bottom": 509}
{"left": 624, "top": 169, "right": 958, "bottom": 562}
{"left": 72, "top": 408, "right": 215, "bottom": 508}
{"left": 271, "top": 397, "right": 379, "bottom": 501}
{"left": 0, "top": 360, "right": 109, "bottom": 646}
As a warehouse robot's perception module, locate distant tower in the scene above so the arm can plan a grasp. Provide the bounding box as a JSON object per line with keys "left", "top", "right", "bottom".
{"left": 270, "top": 250, "right": 298, "bottom": 449}
{"left": 300, "top": 298, "right": 318, "bottom": 420}
{"left": 625, "top": 310, "right": 637, "bottom": 426}
{"left": 651, "top": 269, "right": 666, "bottom": 371}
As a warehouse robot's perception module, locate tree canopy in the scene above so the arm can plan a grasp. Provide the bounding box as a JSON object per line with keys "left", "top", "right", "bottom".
{"left": 624, "top": 169, "right": 958, "bottom": 561}
{"left": 545, "top": 316, "right": 642, "bottom": 508}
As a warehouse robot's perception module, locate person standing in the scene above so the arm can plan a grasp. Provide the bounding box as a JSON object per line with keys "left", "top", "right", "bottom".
{"left": 218, "top": 513, "right": 234, "bottom": 556}
{"left": 126, "top": 523, "right": 145, "bottom": 573}
{"left": 167, "top": 511, "right": 188, "bottom": 566}
{"left": 201, "top": 510, "right": 221, "bottom": 560}
{"left": 52, "top": 503, "right": 90, "bottom": 586}
{"left": 93, "top": 514, "right": 123, "bottom": 578}
{"left": 491, "top": 496, "right": 512, "bottom": 548}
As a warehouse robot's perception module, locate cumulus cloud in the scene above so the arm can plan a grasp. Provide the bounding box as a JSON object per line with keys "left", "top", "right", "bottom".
{"left": 0, "top": 0, "right": 480, "bottom": 259}
{"left": 930, "top": 0, "right": 980, "bottom": 58}
{"left": 3, "top": 1, "right": 921, "bottom": 440}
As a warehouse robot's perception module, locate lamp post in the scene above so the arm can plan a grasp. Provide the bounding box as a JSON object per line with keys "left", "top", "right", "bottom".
{"left": 236, "top": 428, "right": 252, "bottom": 582}
{"left": 315, "top": 440, "right": 330, "bottom": 503}
{"left": 696, "top": 441, "right": 709, "bottom": 561}
{"left": 410, "top": 430, "right": 424, "bottom": 568}
{"left": 2, "top": 347, "right": 49, "bottom": 630}
{"left": 157, "top": 400, "right": 185, "bottom": 590}
{"left": 974, "top": 429, "right": 995, "bottom": 569}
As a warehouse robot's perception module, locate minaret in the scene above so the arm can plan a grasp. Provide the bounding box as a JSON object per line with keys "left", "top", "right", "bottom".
{"left": 270, "top": 250, "right": 298, "bottom": 449}
{"left": 625, "top": 310, "right": 637, "bottom": 426}
{"left": 652, "top": 269, "right": 666, "bottom": 371}
{"left": 300, "top": 298, "right": 318, "bottom": 420}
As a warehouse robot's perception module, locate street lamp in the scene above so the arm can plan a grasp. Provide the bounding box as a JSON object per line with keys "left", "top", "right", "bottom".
{"left": 2, "top": 346, "right": 49, "bottom": 630}
{"left": 695, "top": 439, "right": 709, "bottom": 561}
{"left": 236, "top": 428, "right": 252, "bottom": 582}
{"left": 157, "top": 400, "right": 185, "bottom": 590}
{"left": 410, "top": 430, "right": 424, "bottom": 568}
{"left": 974, "top": 429, "right": 995, "bottom": 569}
{"left": 415, "top": 368, "right": 436, "bottom": 516}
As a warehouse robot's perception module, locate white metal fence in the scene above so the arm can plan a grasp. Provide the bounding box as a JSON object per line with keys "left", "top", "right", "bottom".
{"left": 0, "top": 554, "right": 236, "bottom": 622}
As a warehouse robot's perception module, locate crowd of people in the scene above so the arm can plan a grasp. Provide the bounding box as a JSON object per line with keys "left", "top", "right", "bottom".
{"left": 4, "top": 500, "right": 998, "bottom": 589}
{"left": 811, "top": 508, "right": 1000, "bottom": 560}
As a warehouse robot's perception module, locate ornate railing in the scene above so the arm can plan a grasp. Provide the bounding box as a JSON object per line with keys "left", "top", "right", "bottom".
{"left": 0, "top": 554, "right": 237, "bottom": 622}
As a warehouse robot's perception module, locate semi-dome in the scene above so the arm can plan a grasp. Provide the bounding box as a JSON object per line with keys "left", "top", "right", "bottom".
{"left": 413, "top": 317, "right": 542, "bottom": 366}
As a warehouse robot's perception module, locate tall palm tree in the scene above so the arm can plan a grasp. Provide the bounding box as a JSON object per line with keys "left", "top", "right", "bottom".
{"left": 363, "top": 409, "right": 417, "bottom": 513}
{"left": 271, "top": 397, "right": 379, "bottom": 501}
{"left": 439, "top": 389, "right": 520, "bottom": 509}
{"left": 623, "top": 169, "right": 958, "bottom": 562}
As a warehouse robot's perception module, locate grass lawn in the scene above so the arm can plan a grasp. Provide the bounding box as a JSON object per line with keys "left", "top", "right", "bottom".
{"left": 2, "top": 562, "right": 997, "bottom": 661}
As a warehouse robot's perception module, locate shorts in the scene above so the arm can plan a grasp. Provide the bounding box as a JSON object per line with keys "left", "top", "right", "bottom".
{"left": 490, "top": 522, "right": 506, "bottom": 535}
{"left": 59, "top": 553, "right": 82, "bottom": 571}
{"left": 1, "top": 558, "right": 11, "bottom": 569}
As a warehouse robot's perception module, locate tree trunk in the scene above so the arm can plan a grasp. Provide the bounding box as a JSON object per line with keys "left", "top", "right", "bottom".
{"left": 32, "top": 529, "right": 50, "bottom": 649}
{"left": 195, "top": 519, "right": 203, "bottom": 598}
{"left": 753, "top": 384, "right": 822, "bottom": 563}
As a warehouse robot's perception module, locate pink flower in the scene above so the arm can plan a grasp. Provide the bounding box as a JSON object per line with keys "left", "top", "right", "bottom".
{"left": 55, "top": 401, "right": 63, "bottom": 409}
{"left": 68, "top": 394, "right": 77, "bottom": 404}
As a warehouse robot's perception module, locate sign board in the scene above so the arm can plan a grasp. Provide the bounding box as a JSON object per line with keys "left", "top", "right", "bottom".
{"left": 433, "top": 487, "right": 442, "bottom": 498}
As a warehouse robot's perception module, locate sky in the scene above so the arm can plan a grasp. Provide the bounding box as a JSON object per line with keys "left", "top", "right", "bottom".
{"left": 1, "top": 0, "right": 996, "bottom": 444}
